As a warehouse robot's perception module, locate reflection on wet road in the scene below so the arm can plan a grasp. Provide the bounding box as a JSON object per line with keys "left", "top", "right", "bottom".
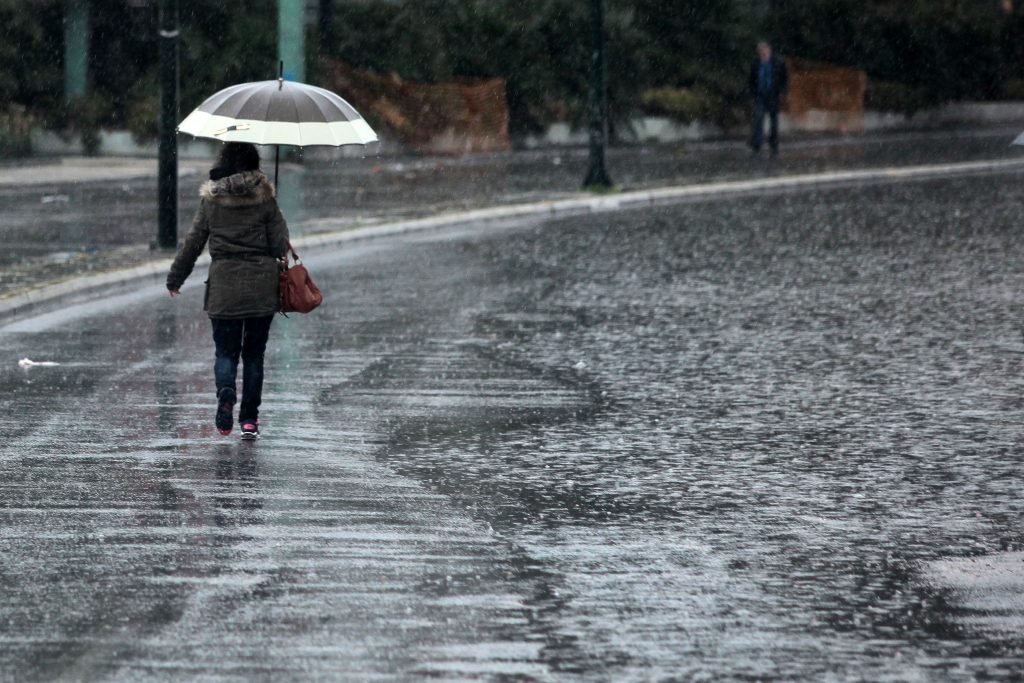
{"left": 3, "top": 171, "right": 1024, "bottom": 680}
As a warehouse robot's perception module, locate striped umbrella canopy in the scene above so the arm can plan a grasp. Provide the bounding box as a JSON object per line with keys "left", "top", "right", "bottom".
{"left": 178, "top": 78, "right": 377, "bottom": 147}
{"left": 178, "top": 76, "right": 377, "bottom": 185}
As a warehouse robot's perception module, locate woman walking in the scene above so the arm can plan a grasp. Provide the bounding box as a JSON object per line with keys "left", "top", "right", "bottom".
{"left": 167, "top": 142, "right": 290, "bottom": 439}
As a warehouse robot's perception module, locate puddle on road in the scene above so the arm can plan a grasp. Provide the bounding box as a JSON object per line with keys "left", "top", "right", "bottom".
{"left": 924, "top": 552, "right": 1024, "bottom": 635}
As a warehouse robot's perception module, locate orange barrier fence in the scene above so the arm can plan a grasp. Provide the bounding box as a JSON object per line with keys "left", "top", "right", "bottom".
{"left": 786, "top": 58, "right": 867, "bottom": 133}
{"left": 324, "top": 60, "right": 511, "bottom": 154}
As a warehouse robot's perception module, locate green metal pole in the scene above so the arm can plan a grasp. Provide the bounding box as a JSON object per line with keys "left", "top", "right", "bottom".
{"left": 279, "top": 0, "right": 305, "bottom": 82}
{"left": 157, "top": 0, "right": 179, "bottom": 249}
{"left": 64, "top": 0, "right": 89, "bottom": 102}
{"left": 583, "top": 0, "right": 613, "bottom": 190}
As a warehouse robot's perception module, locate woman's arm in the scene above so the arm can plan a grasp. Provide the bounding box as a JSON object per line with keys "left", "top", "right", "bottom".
{"left": 266, "top": 199, "right": 291, "bottom": 259}
{"left": 166, "top": 200, "right": 211, "bottom": 292}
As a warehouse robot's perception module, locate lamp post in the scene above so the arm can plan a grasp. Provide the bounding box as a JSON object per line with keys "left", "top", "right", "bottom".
{"left": 157, "top": 0, "right": 179, "bottom": 249}
{"left": 583, "top": 0, "right": 613, "bottom": 190}
{"left": 279, "top": 0, "right": 305, "bottom": 83}
{"left": 63, "top": 0, "right": 89, "bottom": 103}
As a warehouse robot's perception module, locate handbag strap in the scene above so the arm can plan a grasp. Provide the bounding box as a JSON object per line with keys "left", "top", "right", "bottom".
{"left": 279, "top": 241, "right": 300, "bottom": 268}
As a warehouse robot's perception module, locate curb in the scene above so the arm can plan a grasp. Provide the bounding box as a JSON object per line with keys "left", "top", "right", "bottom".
{"left": 3, "top": 156, "right": 1023, "bottom": 325}
{"left": 0, "top": 157, "right": 206, "bottom": 187}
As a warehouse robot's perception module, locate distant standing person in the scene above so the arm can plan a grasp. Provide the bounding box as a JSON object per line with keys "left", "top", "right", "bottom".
{"left": 749, "top": 40, "right": 789, "bottom": 157}
{"left": 166, "top": 142, "right": 290, "bottom": 440}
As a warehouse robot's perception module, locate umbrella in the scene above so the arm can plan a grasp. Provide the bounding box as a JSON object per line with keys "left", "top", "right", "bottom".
{"left": 177, "top": 66, "right": 377, "bottom": 185}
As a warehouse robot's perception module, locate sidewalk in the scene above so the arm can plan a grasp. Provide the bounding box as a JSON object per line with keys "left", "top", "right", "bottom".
{"left": 1, "top": 125, "right": 1021, "bottom": 315}
{"left": 0, "top": 157, "right": 208, "bottom": 187}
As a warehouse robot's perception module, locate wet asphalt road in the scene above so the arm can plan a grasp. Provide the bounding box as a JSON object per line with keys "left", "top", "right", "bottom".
{"left": 4, "top": 170, "right": 1024, "bottom": 681}
{"left": 2, "top": 126, "right": 1021, "bottom": 275}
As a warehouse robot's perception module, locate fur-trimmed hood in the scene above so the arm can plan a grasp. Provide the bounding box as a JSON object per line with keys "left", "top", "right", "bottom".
{"left": 200, "top": 170, "right": 276, "bottom": 206}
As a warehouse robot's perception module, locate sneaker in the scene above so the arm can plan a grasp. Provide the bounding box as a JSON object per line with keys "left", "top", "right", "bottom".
{"left": 216, "top": 388, "right": 236, "bottom": 436}
{"left": 240, "top": 421, "right": 260, "bottom": 440}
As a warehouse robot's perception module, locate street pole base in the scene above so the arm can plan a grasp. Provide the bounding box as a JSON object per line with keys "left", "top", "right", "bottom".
{"left": 583, "top": 166, "right": 614, "bottom": 192}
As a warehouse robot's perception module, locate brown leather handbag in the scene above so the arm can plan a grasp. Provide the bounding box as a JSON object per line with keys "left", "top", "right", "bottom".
{"left": 279, "top": 244, "right": 322, "bottom": 314}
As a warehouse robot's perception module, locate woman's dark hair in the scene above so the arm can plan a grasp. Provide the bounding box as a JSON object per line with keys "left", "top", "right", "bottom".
{"left": 210, "top": 142, "right": 260, "bottom": 180}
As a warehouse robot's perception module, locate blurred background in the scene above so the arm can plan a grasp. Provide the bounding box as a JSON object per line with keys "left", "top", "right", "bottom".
{"left": 3, "top": 0, "right": 1024, "bottom": 157}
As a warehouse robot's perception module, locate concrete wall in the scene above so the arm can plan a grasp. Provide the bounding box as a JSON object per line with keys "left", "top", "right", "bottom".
{"left": 522, "top": 101, "right": 1024, "bottom": 147}
{"left": 31, "top": 130, "right": 219, "bottom": 159}
{"left": 863, "top": 101, "right": 1024, "bottom": 132}
{"left": 23, "top": 100, "right": 1024, "bottom": 157}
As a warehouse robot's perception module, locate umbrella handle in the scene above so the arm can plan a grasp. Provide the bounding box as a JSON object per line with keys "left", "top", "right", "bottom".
{"left": 275, "top": 62, "right": 282, "bottom": 189}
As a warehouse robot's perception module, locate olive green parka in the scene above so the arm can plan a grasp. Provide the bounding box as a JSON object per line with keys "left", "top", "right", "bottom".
{"left": 167, "top": 171, "right": 290, "bottom": 319}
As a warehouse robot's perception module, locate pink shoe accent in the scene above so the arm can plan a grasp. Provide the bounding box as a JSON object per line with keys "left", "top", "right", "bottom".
{"left": 242, "top": 423, "right": 257, "bottom": 430}
{"left": 218, "top": 428, "right": 232, "bottom": 436}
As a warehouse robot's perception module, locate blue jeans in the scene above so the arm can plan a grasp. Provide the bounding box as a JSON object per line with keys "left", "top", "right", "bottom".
{"left": 211, "top": 316, "right": 274, "bottom": 422}
{"left": 751, "top": 97, "right": 779, "bottom": 153}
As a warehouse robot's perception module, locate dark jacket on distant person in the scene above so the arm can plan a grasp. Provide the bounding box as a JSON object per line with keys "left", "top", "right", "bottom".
{"left": 748, "top": 57, "right": 789, "bottom": 108}
{"left": 167, "top": 170, "right": 290, "bottom": 319}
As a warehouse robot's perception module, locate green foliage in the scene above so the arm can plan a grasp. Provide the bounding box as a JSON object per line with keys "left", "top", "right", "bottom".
{"left": 330, "top": 0, "right": 592, "bottom": 132}
{"left": 178, "top": 0, "right": 278, "bottom": 110}
{"left": 5, "top": 0, "right": 1024, "bottom": 149}
{"left": 1001, "top": 77, "right": 1024, "bottom": 100}
{"left": 124, "top": 75, "right": 159, "bottom": 145}
{"left": 58, "top": 93, "right": 110, "bottom": 155}
{"left": 768, "top": 0, "right": 1005, "bottom": 106}
{"left": 0, "top": 105, "right": 34, "bottom": 157}
{"left": 603, "top": 1, "right": 753, "bottom": 133}
{"left": 583, "top": 183, "right": 619, "bottom": 194}
{"left": 865, "top": 80, "right": 932, "bottom": 117}
{"left": 640, "top": 87, "right": 712, "bottom": 123}
{"left": 328, "top": 0, "right": 754, "bottom": 133}
{"left": 623, "top": 0, "right": 753, "bottom": 91}
{"left": 0, "top": 0, "right": 280, "bottom": 148}
{"left": 0, "top": 0, "right": 64, "bottom": 113}
{"left": 90, "top": 0, "right": 278, "bottom": 122}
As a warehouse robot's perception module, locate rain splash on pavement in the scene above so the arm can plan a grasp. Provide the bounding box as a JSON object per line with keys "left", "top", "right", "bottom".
{"left": 2, "top": 169, "right": 1024, "bottom": 680}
